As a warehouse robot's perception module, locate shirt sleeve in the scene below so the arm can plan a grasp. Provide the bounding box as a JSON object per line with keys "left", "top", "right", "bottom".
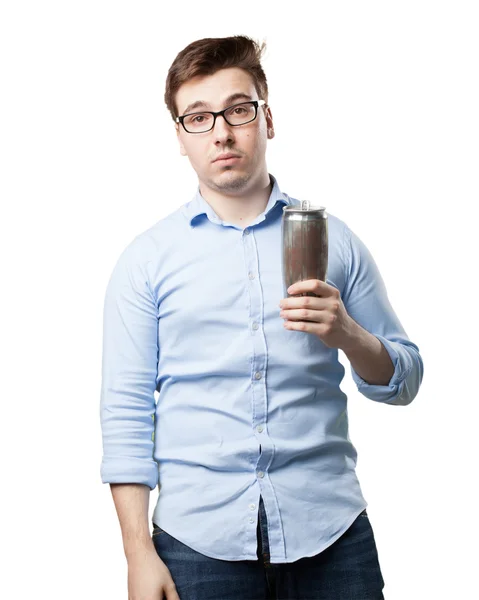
{"left": 341, "top": 224, "right": 424, "bottom": 406}
{"left": 99, "top": 237, "right": 159, "bottom": 490}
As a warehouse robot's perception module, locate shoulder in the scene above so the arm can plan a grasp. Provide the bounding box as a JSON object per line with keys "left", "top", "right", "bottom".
{"left": 118, "top": 206, "right": 185, "bottom": 266}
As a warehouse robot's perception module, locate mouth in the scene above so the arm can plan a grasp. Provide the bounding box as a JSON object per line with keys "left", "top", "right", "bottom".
{"left": 212, "top": 154, "right": 242, "bottom": 163}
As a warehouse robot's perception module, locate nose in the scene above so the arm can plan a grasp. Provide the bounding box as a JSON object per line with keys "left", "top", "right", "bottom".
{"left": 212, "top": 113, "right": 235, "bottom": 144}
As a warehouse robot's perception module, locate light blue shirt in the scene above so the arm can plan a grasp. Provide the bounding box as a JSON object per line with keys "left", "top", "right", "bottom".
{"left": 100, "top": 173, "right": 423, "bottom": 563}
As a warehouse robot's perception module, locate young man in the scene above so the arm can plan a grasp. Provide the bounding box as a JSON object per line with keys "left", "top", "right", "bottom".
{"left": 100, "top": 35, "right": 424, "bottom": 600}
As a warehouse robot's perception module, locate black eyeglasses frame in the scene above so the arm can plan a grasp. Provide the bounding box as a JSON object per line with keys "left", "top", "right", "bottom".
{"left": 176, "top": 99, "right": 266, "bottom": 133}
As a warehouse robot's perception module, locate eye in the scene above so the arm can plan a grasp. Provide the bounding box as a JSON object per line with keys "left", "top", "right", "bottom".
{"left": 184, "top": 113, "right": 212, "bottom": 127}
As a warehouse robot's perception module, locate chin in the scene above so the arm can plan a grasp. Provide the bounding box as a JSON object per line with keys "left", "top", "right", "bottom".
{"left": 212, "top": 170, "right": 250, "bottom": 191}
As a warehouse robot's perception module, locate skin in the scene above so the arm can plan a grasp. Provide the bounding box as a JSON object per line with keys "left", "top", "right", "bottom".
{"left": 175, "top": 67, "right": 394, "bottom": 383}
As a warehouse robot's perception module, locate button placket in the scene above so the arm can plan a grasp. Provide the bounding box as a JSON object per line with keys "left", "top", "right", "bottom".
{"left": 243, "top": 225, "right": 271, "bottom": 535}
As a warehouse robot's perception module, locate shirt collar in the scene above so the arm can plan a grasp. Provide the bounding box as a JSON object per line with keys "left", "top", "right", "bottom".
{"left": 184, "top": 173, "right": 293, "bottom": 227}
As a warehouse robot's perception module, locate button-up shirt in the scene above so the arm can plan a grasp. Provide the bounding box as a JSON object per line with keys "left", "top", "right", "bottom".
{"left": 99, "top": 173, "right": 423, "bottom": 563}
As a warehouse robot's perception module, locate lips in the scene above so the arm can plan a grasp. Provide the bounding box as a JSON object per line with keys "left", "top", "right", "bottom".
{"left": 213, "top": 154, "right": 241, "bottom": 162}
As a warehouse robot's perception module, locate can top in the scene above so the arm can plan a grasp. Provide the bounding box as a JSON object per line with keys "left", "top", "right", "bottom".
{"left": 283, "top": 199, "right": 326, "bottom": 213}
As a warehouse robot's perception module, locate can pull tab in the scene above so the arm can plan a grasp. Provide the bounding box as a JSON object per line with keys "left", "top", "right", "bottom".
{"left": 301, "top": 200, "right": 311, "bottom": 210}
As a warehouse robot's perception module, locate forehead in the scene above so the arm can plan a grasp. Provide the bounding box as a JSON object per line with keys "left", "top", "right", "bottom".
{"left": 176, "top": 67, "right": 257, "bottom": 115}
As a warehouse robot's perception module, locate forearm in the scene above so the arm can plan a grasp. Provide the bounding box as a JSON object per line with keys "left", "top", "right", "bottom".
{"left": 341, "top": 318, "right": 395, "bottom": 386}
{"left": 110, "top": 483, "right": 154, "bottom": 561}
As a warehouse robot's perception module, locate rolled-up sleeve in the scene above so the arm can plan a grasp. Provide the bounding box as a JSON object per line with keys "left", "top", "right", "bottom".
{"left": 342, "top": 224, "right": 424, "bottom": 406}
{"left": 99, "top": 237, "right": 159, "bottom": 490}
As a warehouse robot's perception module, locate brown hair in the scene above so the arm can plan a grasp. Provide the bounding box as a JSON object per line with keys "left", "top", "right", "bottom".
{"left": 164, "top": 35, "right": 268, "bottom": 122}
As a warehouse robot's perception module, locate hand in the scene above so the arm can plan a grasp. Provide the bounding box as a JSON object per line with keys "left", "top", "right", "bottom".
{"left": 279, "top": 279, "right": 357, "bottom": 350}
{"left": 128, "top": 548, "right": 180, "bottom": 600}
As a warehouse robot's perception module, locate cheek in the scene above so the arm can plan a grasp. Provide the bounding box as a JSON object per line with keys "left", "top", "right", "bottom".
{"left": 188, "top": 146, "right": 206, "bottom": 165}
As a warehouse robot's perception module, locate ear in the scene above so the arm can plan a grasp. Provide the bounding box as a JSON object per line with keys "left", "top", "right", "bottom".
{"left": 175, "top": 124, "right": 188, "bottom": 156}
{"left": 265, "top": 106, "right": 275, "bottom": 140}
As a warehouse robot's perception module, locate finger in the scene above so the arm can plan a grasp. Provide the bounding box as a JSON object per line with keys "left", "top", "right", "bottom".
{"left": 288, "top": 279, "right": 324, "bottom": 294}
{"left": 165, "top": 583, "right": 181, "bottom": 600}
{"left": 284, "top": 318, "right": 315, "bottom": 331}
{"left": 281, "top": 297, "right": 328, "bottom": 310}
{"left": 289, "top": 279, "right": 338, "bottom": 297}
{"left": 282, "top": 309, "right": 318, "bottom": 322}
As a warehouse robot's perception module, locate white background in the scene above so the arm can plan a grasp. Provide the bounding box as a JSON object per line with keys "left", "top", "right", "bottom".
{"left": 1, "top": 1, "right": 478, "bottom": 598}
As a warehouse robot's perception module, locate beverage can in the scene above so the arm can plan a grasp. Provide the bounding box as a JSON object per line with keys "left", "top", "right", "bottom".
{"left": 281, "top": 200, "right": 328, "bottom": 298}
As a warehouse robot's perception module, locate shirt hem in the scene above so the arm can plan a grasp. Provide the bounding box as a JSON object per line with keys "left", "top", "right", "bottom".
{"left": 152, "top": 505, "right": 368, "bottom": 564}
{"left": 152, "top": 525, "right": 262, "bottom": 562}
{"left": 269, "top": 505, "right": 369, "bottom": 563}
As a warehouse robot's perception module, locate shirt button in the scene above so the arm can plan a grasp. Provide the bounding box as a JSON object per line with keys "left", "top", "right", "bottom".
{"left": 252, "top": 322, "right": 259, "bottom": 330}
{"left": 244, "top": 228, "right": 250, "bottom": 235}
{"left": 249, "top": 503, "right": 256, "bottom": 511}
{"left": 249, "top": 517, "right": 255, "bottom": 523}
{"left": 254, "top": 372, "right": 262, "bottom": 380}
{"left": 257, "top": 471, "right": 265, "bottom": 478}
{"left": 256, "top": 425, "right": 263, "bottom": 433}
{"left": 248, "top": 272, "right": 255, "bottom": 280}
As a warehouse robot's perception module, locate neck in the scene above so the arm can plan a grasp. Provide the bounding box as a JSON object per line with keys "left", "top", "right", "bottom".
{"left": 199, "top": 170, "right": 273, "bottom": 227}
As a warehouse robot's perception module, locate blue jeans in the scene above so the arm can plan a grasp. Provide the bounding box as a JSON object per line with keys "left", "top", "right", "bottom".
{"left": 152, "top": 496, "right": 385, "bottom": 599}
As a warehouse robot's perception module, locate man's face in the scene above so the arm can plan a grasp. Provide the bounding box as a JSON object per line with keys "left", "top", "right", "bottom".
{"left": 175, "top": 67, "right": 274, "bottom": 194}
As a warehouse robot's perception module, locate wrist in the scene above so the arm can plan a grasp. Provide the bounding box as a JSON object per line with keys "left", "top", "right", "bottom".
{"left": 339, "top": 317, "right": 364, "bottom": 354}
{"left": 124, "top": 537, "right": 156, "bottom": 562}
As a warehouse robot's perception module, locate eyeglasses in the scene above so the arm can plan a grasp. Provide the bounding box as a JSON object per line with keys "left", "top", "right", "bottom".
{"left": 176, "top": 100, "right": 266, "bottom": 134}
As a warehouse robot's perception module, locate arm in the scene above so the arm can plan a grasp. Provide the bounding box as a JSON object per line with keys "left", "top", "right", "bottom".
{"left": 341, "top": 224, "right": 424, "bottom": 405}
{"left": 110, "top": 482, "right": 180, "bottom": 599}
{"left": 341, "top": 320, "right": 395, "bottom": 386}
{"left": 100, "top": 235, "right": 159, "bottom": 490}
{"left": 110, "top": 483, "right": 154, "bottom": 559}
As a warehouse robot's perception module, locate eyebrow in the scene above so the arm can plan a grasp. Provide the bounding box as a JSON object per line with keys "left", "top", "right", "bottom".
{"left": 181, "top": 93, "right": 254, "bottom": 116}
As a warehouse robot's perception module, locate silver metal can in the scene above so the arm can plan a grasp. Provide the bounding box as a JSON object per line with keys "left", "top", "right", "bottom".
{"left": 281, "top": 200, "right": 328, "bottom": 298}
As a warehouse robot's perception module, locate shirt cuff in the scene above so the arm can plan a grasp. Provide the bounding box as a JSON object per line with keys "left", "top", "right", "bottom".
{"left": 100, "top": 456, "right": 159, "bottom": 491}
